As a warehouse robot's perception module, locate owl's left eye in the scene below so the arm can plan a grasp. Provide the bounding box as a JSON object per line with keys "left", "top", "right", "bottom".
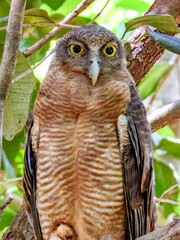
{"left": 103, "top": 43, "right": 116, "bottom": 57}
{"left": 69, "top": 44, "right": 84, "bottom": 55}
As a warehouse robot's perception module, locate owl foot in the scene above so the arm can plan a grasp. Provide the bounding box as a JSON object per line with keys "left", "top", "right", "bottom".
{"left": 50, "top": 223, "right": 77, "bottom": 240}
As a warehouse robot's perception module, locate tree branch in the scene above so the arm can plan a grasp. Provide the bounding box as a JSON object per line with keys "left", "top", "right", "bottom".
{"left": 0, "top": 23, "right": 79, "bottom": 31}
{"left": 136, "top": 219, "right": 180, "bottom": 240}
{"left": 2, "top": 204, "right": 34, "bottom": 240}
{"left": 23, "top": 0, "right": 96, "bottom": 58}
{"left": 127, "top": 0, "right": 180, "bottom": 85}
{"left": 148, "top": 99, "right": 180, "bottom": 133}
{"left": 0, "top": 0, "right": 26, "bottom": 165}
{"left": 0, "top": 195, "right": 14, "bottom": 221}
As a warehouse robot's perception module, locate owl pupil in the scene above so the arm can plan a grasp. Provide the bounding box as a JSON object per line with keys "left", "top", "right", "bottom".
{"left": 106, "top": 47, "right": 113, "bottom": 55}
{"left": 73, "top": 45, "right": 81, "bottom": 53}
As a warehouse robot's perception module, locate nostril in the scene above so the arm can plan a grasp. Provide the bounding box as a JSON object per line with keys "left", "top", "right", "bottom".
{"left": 97, "top": 61, "right": 100, "bottom": 64}
{"left": 90, "top": 60, "right": 93, "bottom": 64}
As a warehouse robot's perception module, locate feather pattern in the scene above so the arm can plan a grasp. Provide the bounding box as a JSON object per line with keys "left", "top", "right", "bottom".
{"left": 117, "top": 82, "right": 156, "bottom": 240}
{"left": 23, "top": 122, "right": 43, "bottom": 240}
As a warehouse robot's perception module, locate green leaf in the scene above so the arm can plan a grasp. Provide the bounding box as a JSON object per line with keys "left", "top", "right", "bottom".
{"left": 154, "top": 159, "right": 177, "bottom": 197}
{"left": 26, "top": 0, "right": 42, "bottom": 9}
{"left": 0, "top": 0, "right": 10, "bottom": 19}
{"left": 0, "top": 207, "right": 16, "bottom": 230}
{"left": 0, "top": 17, "right": 8, "bottom": 44}
{"left": 157, "top": 126, "right": 176, "bottom": 138}
{"left": 154, "top": 159, "right": 179, "bottom": 218}
{"left": 58, "top": 0, "right": 82, "bottom": 16}
{"left": 116, "top": 0, "right": 150, "bottom": 13}
{"left": 2, "top": 130, "right": 25, "bottom": 175}
{"left": 122, "top": 14, "right": 180, "bottom": 38}
{"left": 19, "top": 38, "right": 31, "bottom": 52}
{"left": 2, "top": 152, "right": 16, "bottom": 179}
{"left": 147, "top": 29, "right": 180, "bottom": 55}
{"left": 156, "top": 137, "right": 180, "bottom": 159}
{"left": 0, "top": 16, "right": 8, "bottom": 27}
{"left": 24, "top": 8, "right": 55, "bottom": 24}
{"left": 0, "top": 9, "right": 55, "bottom": 29}
{"left": 0, "top": 45, "right": 36, "bottom": 140}
{"left": 137, "top": 63, "right": 169, "bottom": 100}
{"left": 42, "top": 0, "right": 65, "bottom": 10}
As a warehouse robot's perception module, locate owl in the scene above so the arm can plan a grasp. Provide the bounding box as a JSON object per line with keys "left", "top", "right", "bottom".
{"left": 23, "top": 25, "right": 157, "bottom": 240}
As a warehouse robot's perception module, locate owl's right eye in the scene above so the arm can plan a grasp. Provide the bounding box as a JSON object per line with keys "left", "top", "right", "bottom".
{"left": 69, "top": 44, "right": 84, "bottom": 55}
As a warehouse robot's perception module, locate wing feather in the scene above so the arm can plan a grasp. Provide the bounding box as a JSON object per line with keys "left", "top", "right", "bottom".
{"left": 23, "top": 122, "right": 43, "bottom": 240}
{"left": 117, "top": 82, "right": 156, "bottom": 239}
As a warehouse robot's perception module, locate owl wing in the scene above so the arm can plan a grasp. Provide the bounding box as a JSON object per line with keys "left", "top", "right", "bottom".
{"left": 117, "top": 82, "right": 156, "bottom": 239}
{"left": 23, "top": 121, "right": 43, "bottom": 240}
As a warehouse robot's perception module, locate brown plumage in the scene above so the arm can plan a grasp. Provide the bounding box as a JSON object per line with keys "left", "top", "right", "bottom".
{"left": 23, "top": 25, "right": 157, "bottom": 240}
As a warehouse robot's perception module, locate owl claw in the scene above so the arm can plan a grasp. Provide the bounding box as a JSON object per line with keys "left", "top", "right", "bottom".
{"left": 50, "top": 223, "right": 75, "bottom": 240}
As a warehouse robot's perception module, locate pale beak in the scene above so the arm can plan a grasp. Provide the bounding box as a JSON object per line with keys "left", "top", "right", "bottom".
{"left": 88, "top": 60, "right": 100, "bottom": 87}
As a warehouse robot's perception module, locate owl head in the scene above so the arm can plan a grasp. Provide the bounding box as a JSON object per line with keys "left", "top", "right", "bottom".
{"left": 55, "top": 25, "right": 126, "bottom": 86}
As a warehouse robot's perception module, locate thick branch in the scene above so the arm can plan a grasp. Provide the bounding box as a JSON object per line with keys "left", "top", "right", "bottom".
{"left": 136, "top": 219, "right": 180, "bottom": 240}
{"left": 2, "top": 204, "right": 34, "bottom": 240}
{"left": 3, "top": 207, "right": 180, "bottom": 240}
{"left": 23, "top": 0, "right": 96, "bottom": 58}
{"left": 147, "top": 0, "right": 180, "bottom": 24}
{"left": 0, "top": 0, "right": 26, "bottom": 101}
{"left": 148, "top": 99, "right": 180, "bottom": 133}
{"left": 0, "top": 0, "right": 26, "bottom": 165}
{"left": 127, "top": 0, "right": 180, "bottom": 85}
{"left": 126, "top": 26, "right": 164, "bottom": 85}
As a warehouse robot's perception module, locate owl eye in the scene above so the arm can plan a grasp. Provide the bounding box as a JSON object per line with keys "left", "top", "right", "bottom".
{"left": 69, "top": 44, "right": 84, "bottom": 55}
{"left": 103, "top": 44, "right": 116, "bottom": 57}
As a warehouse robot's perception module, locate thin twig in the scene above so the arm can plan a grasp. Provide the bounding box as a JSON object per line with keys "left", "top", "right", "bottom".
{"left": 23, "top": 0, "right": 96, "bottom": 58}
{"left": 155, "top": 197, "right": 180, "bottom": 205}
{"left": 157, "top": 183, "right": 180, "bottom": 210}
{"left": 88, "top": 0, "right": 110, "bottom": 25}
{"left": 0, "top": 177, "right": 22, "bottom": 185}
{"left": 0, "top": 195, "right": 14, "bottom": 220}
{"left": 0, "top": 23, "right": 79, "bottom": 31}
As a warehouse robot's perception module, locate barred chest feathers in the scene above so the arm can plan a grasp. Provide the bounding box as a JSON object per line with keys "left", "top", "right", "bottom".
{"left": 31, "top": 63, "right": 131, "bottom": 240}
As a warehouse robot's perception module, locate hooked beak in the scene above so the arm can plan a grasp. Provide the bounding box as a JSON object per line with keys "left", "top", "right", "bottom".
{"left": 88, "top": 59, "right": 100, "bottom": 87}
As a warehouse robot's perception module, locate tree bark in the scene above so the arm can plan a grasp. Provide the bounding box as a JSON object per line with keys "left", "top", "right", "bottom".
{"left": 127, "top": 0, "right": 180, "bottom": 85}
{"left": 2, "top": 205, "right": 34, "bottom": 240}
{"left": 136, "top": 219, "right": 180, "bottom": 240}
{"left": 2, "top": 0, "right": 180, "bottom": 239}
{"left": 148, "top": 99, "right": 180, "bottom": 133}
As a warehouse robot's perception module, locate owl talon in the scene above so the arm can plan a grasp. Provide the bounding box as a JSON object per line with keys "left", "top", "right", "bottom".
{"left": 50, "top": 223, "right": 75, "bottom": 240}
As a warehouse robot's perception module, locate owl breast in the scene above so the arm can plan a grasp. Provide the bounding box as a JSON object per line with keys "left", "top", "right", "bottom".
{"left": 33, "top": 67, "right": 130, "bottom": 240}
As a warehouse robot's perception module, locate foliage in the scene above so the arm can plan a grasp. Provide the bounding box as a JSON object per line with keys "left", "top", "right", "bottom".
{"left": 0, "top": 47, "right": 36, "bottom": 141}
{"left": 122, "top": 14, "right": 180, "bottom": 39}
{"left": 0, "top": 0, "right": 179, "bottom": 237}
{"left": 137, "top": 63, "right": 169, "bottom": 100}
{"left": 147, "top": 29, "right": 180, "bottom": 55}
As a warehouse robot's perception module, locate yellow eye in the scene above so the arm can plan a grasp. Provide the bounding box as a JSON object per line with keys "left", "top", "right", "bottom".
{"left": 69, "top": 44, "right": 84, "bottom": 55}
{"left": 103, "top": 44, "right": 116, "bottom": 57}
